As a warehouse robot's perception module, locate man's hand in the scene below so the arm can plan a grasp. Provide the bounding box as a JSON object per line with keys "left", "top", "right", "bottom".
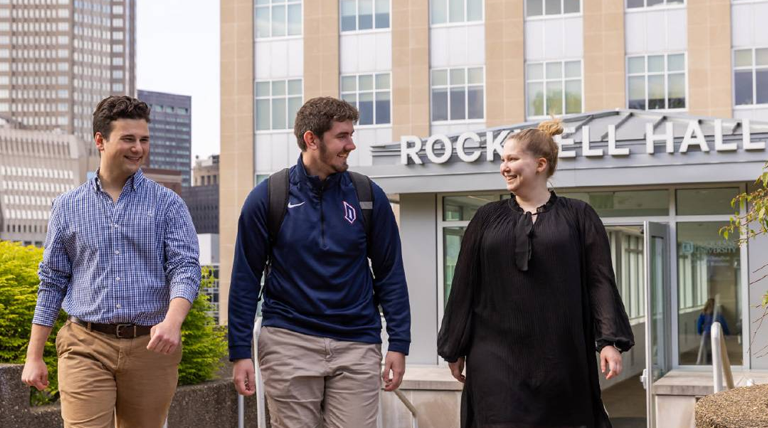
{"left": 448, "top": 357, "right": 465, "bottom": 383}
{"left": 600, "top": 346, "right": 623, "bottom": 380}
{"left": 382, "top": 351, "right": 406, "bottom": 391}
{"left": 233, "top": 359, "right": 256, "bottom": 396}
{"left": 21, "top": 358, "right": 49, "bottom": 391}
{"left": 147, "top": 319, "right": 182, "bottom": 355}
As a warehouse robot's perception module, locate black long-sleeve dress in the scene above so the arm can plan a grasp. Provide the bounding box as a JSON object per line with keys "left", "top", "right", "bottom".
{"left": 437, "top": 193, "right": 634, "bottom": 428}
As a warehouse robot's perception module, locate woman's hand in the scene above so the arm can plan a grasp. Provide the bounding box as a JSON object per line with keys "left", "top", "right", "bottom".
{"left": 449, "top": 357, "right": 466, "bottom": 383}
{"left": 600, "top": 346, "right": 623, "bottom": 380}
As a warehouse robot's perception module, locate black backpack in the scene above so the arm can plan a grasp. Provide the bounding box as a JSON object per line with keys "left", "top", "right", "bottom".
{"left": 266, "top": 167, "right": 374, "bottom": 252}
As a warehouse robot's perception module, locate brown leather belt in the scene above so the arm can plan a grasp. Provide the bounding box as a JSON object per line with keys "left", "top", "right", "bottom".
{"left": 68, "top": 315, "right": 153, "bottom": 339}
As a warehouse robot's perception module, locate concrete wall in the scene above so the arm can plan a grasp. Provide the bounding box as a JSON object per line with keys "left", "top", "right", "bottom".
{"left": 399, "top": 193, "right": 438, "bottom": 365}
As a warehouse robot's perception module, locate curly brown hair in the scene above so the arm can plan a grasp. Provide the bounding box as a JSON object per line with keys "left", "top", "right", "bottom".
{"left": 293, "top": 97, "right": 359, "bottom": 151}
{"left": 92, "top": 95, "right": 151, "bottom": 139}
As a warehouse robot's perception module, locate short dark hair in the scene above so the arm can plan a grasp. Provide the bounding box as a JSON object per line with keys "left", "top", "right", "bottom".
{"left": 93, "top": 96, "right": 151, "bottom": 139}
{"left": 293, "top": 97, "right": 359, "bottom": 151}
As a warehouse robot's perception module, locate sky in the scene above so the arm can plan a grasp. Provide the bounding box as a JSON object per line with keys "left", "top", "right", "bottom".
{"left": 136, "top": 0, "right": 220, "bottom": 161}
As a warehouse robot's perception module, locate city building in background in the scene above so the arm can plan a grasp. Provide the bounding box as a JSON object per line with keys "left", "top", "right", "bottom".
{"left": 221, "top": 1, "right": 768, "bottom": 426}
{"left": 183, "top": 154, "right": 219, "bottom": 234}
{"left": 0, "top": 116, "right": 88, "bottom": 246}
{"left": 138, "top": 90, "right": 192, "bottom": 187}
{"left": 0, "top": 0, "right": 137, "bottom": 152}
{"left": 142, "top": 167, "right": 182, "bottom": 196}
{"left": 198, "top": 233, "right": 220, "bottom": 324}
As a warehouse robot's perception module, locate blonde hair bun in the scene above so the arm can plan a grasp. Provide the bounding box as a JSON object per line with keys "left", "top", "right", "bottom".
{"left": 537, "top": 118, "right": 564, "bottom": 137}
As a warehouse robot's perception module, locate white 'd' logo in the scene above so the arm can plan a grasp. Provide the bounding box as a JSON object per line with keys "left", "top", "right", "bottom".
{"left": 288, "top": 201, "right": 305, "bottom": 208}
{"left": 343, "top": 201, "right": 356, "bottom": 224}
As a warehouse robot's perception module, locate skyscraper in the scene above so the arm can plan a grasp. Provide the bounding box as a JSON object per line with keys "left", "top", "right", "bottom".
{"left": 138, "top": 89, "right": 192, "bottom": 187}
{"left": 0, "top": 0, "right": 136, "bottom": 152}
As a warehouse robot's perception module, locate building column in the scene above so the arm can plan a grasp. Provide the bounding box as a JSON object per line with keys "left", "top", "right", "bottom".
{"left": 219, "top": 0, "right": 254, "bottom": 325}
{"left": 583, "top": 0, "right": 626, "bottom": 112}
{"left": 304, "top": 0, "right": 340, "bottom": 100}
{"left": 485, "top": 0, "right": 525, "bottom": 127}
{"left": 687, "top": 0, "right": 732, "bottom": 118}
{"left": 392, "top": 0, "right": 430, "bottom": 139}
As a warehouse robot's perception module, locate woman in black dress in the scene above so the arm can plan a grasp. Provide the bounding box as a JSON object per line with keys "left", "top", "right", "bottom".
{"left": 437, "top": 120, "right": 634, "bottom": 428}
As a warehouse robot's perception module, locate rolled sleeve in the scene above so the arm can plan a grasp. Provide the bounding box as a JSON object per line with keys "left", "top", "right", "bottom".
{"left": 33, "top": 200, "right": 71, "bottom": 327}
{"left": 164, "top": 197, "right": 201, "bottom": 304}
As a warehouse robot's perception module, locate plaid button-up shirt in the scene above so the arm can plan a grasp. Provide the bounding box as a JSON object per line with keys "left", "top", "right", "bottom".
{"left": 32, "top": 169, "right": 201, "bottom": 327}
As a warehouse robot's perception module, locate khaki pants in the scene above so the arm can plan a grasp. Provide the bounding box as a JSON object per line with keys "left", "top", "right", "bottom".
{"left": 258, "top": 326, "right": 382, "bottom": 428}
{"left": 55, "top": 320, "right": 182, "bottom": 428}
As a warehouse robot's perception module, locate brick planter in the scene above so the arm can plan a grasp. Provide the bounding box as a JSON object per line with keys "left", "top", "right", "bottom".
{"left": 0, "top": 363, "right": 260, "bottom": 428}
{"left": 695, "top": 384, "right": 768, "bottom": 428}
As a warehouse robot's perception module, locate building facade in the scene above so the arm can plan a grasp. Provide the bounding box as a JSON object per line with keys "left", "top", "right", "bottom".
{"left": 138, "top": 90, "right": 192, "bottom": 187}
{"left": 183, "top": 154, "right": 219, "bottom": 234}
{"left": 0, "top": 0, "right": 137, "bottom": 150}
{"left": 220, "top": 1, "right": 768, "bottom": 426}
{"left": 0, "top": 118, "right": 88, "bottom": 246}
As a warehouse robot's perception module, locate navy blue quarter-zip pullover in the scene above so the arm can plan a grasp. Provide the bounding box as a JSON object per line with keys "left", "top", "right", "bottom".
{"left": 228, "top": 157, "right": 411, "bottom": 361}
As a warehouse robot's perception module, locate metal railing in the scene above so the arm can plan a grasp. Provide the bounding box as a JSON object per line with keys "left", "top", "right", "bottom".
{"left": 711, "top": 321, "right": 734, "bottom": 393}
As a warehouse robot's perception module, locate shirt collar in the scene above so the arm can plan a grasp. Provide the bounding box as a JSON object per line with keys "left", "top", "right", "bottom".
{"left": 91, "top": 168, "right": 146, "bottom": 193}
{"left": 509, "top": 190, "right": 558, "bottom": 214}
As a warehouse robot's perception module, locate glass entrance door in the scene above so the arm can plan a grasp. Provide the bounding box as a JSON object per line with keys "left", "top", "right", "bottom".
{"left": 643, "top": 221, "right": 671, "bottom": 428}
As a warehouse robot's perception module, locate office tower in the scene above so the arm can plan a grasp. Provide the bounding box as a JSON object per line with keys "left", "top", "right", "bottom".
{"left": 138, "top": 89, "right": 192, "bottom": 187}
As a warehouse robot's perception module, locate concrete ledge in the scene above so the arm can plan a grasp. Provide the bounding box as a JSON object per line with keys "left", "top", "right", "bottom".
{"left": 653, "top": 369, "right": 768, "bottom": 397}
{"left": 0, "top": 363, "right": 260, "bottom": 428}
{"left": 399, "top": 365, "right": 463, "bottom": 391}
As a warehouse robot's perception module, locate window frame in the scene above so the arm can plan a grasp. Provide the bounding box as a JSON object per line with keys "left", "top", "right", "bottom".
{"left": 254, "top": 0, "right": 303, "bottom": 40}
{"left": 624, "top": 0, "right": 686, "bottom": 11}
{"left": 340, "top": 0, "right": 391, "bottom": 33}
{"left": 525, "top": 58, "right": 584, "bottom": 120}
{"left": 430, "top": 65, "right": 486, "bottom": 124}
{"left": 254, "top": 78, "right": 304, "bottom": 133}
{"left": 524, "top": 0, "right": 583, "bottom": 19}
{"left": 625, "top": 52, "right": 688, "bottom": 112}
{"left": 340, "top": 72, "right": 393, "bottom": 127}
{"left": 732, "top": 47, "right": 768, "bottom": 109}
{"left": 429, "top": 0, "right": 485, "bottom": 27}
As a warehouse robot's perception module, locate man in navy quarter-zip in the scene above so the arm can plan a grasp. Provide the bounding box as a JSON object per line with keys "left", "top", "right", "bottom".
{"left": 229, "top": 97, "right": 411, "bottom": 428}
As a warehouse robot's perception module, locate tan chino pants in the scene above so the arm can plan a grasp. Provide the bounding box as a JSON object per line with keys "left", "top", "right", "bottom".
{"left": 55, "top": 320, "right": 182, "bottom": 428}
{"left": 258, "top": 326, "right": 382, "bottom": 428}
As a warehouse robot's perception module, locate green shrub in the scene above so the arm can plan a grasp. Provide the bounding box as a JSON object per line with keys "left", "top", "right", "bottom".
{"left": 0, "top": 241, "right": 67, "bottom": 404}
{"left": 178, "top": 266, "right": 228, "bottom": 385}
{"left": 0, "top": 241, "right": 227, "bottom": 403}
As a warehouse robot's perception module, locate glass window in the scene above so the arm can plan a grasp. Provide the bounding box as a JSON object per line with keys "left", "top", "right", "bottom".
{"left": 431, "top": 0, "right": 483, "bottom": 25}
{"left": 526, "top": 60, "right": 581, "bottom": 118}
{"left": 443, "top": 226, "right": 466, "bottom": 300}
{"left": 443, "top": 194, "right": 499, "bottom": 221}
{"left": 340, "top": 73, "right": 390, "bottom": 126}
{"left": 559, "top": 190, "right": 669, "bottom": 217}
{"left": 627, "top": 53, "right": 686, "bottom": 111}
{"left": 341, "top": 0, "right": 389, "bottom": 32}
{"left": 626, "top": 0, "right": 684, "bottom": 9}
{"left": 255, "top": 78, "right": 303, "bottom": 131}
{"left": 526, "top": 0, "right": 580, "bottom": 17}
{"left": 255, "top": 0, "right": 302, "bottom": 39}
{"left": 605, "top": 226, "right": 646, "bottom": 322}
{"left": 676, "top": 188, "right": 739, "bottom": 216}
{"left": 432, "top": 67, "right": 484, "bottom": 122}
{"left": 677, "top": 222, "right": 741, "bottom": 366}
{"left": 733, "top": 48, "right": 768, "bottom": 107}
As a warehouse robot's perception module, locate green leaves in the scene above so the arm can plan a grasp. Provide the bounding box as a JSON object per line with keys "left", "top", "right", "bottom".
{"left": 178, "top": 267, "right": 228, "bottom": 386}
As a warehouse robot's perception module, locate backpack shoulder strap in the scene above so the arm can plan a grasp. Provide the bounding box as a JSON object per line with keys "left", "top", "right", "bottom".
{"left": 348, "top": 171, "right": 374, "bottom": 246}
{"left": 267, "top": 168, "right": 290, "bottom": 245}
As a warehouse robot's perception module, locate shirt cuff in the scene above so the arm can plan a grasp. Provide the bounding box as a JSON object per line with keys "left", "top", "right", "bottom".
{"left": 32, "top": 306, "right": 60, "bottom": 327}
{"left": 387, "top": 340, "right": 410, "bottom": 356}
{"left": 32, "top": 289, "right": 65, "bottom": 327}
{"left": 229, "top": 345, "right": 253, "bottom": 361}
{"left": 170, "top": 282, "right": 199, "bottom": 305}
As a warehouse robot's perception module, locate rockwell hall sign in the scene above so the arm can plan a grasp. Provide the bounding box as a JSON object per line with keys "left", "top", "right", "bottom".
{"left": 400, "top": 119, "right": 767, "bottom": 165}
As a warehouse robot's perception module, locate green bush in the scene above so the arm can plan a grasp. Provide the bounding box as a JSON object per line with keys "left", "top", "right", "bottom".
{"left": 0, "top": 241, "right": 67, "bottom": 404}
{"left": 178, "top": 266, "right": 228, "bottom": 385}
{"left": 0, "top": 241, "right": 227, "bottom": 403}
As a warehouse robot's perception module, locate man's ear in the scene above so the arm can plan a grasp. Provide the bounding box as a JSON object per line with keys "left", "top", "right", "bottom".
{"left": 94, "top": 132, "right": 106, "bottom": 152}
{"left": 304, "top": 131, "right": 319, "bottom": 151}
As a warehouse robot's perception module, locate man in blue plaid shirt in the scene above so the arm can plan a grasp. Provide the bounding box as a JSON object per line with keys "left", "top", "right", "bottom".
{"left": 21, "top": 96, "right": 201, "bottom": 428}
